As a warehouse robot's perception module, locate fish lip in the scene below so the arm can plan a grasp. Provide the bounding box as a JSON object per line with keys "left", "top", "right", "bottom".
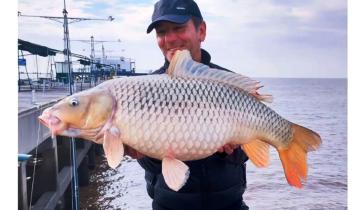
{"left": 38, "top": 110, "right": 65, "bottom": 139}
{"left": 38, "top": 115, "right": 49, "bottom": 127}
{"left": 38, "top": 108, "right": 53, "bottom": 126}
{"left": 38, "top": 111, "right": 61, "bottom": 127}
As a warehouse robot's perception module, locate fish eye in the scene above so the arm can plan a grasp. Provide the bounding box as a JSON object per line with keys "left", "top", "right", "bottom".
{"left": 69, "top": 98, "right": 79, "bottom": 107}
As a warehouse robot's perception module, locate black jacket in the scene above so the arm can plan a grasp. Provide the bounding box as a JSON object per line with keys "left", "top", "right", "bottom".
{"left": 138, "top": 49, "right": 249, "bottom": 210}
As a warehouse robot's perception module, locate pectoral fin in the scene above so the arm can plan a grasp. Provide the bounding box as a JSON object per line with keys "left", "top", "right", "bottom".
{"left": 103, "top": 127, "right": 124, "bottom": 169}
{"left": 241, "top": 139, "right": 270, "bottom": 167}
{"left": 162, "top": 156, "right": 190, "bottom": 191}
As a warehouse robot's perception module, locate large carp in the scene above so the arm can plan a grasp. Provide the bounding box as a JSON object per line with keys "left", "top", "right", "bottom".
{"left": 38, "top": 50, "right": 321, "bottom": 191}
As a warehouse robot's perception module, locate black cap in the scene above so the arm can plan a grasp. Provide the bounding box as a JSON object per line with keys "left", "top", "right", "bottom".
{"left": 146, "top": 0, "right": 203, "bottom": 33}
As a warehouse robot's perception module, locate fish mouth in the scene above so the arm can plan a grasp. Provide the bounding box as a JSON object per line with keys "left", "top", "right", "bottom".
{"left": 38, "top": 108, "right": 65, "bottom": 138}
{"left": 38, "top": 108, "right": 60, "bottom": 126}
{"left": 38, "top": 116, "right": 49, "bottom": 127}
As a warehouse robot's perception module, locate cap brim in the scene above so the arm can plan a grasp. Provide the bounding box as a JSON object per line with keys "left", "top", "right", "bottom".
{"left": 146, "top": 15, "right": 191, "bottom": 33}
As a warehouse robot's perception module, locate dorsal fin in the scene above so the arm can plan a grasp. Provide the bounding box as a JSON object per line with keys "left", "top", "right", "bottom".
{"left": 167, "top": 50, "right": 273, "bottom": 103}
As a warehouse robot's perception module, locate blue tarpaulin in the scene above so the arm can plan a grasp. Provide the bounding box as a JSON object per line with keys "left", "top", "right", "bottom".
{"left": 18, "top": 58, "right": 26, "bottom": 66}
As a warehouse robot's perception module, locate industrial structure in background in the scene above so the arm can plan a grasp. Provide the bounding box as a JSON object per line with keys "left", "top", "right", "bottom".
{"left": 18, "top": 38, "right": 138, "bottom": 92}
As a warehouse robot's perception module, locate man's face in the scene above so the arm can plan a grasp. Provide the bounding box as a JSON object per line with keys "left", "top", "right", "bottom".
{"left": 155, "top": 19, "right": 206, "bottom": 62}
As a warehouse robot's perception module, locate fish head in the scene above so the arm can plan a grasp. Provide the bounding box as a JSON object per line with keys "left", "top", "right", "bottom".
{"left": 38, "top": 89, "right": 115, "bottom": 140}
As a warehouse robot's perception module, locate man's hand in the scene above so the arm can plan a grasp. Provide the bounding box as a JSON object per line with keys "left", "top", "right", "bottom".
{"left": 217, "top": 144, "right": 240, "bottom": 155}
{"left": 124, "top": 145, "right": 145, "bottom": 159}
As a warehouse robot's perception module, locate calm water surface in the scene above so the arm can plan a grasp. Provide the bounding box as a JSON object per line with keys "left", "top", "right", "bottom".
{"left": 80, "top": 78, "right": 347, "bottom": 210}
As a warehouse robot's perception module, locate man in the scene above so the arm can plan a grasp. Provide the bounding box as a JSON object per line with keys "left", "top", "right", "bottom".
{"left": 128, "top": 0, "right": 249, "bottom": 209}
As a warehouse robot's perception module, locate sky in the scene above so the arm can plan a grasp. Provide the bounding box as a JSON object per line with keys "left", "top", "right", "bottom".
{"left": 17, "top": 0, "right": 347, "bottom": 78}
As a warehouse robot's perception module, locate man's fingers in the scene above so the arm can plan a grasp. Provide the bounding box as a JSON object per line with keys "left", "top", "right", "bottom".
{"left": 218, "top": 144, "right": 233, "bottom": 154}
{"left": 224, "top": 145, "right": 234, "bottom": 155}
{"left": 218, "top": 144, "right": 240, "bottom": 155}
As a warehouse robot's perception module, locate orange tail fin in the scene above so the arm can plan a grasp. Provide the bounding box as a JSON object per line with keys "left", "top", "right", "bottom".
{"left": 278, "top": 123, "right": 321, "bottom": 188}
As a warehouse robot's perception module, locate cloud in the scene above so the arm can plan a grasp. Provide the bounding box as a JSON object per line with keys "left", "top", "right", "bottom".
{"left": 196, "top": 0, "right": 346, "bottom": 77}
{"left": 18, "top": 0, "right": 346, "bottom": 78}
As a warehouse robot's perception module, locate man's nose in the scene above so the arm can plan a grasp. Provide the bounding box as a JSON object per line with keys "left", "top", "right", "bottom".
{"left": 164, "top": 31, "right": 177, "bottom": 43}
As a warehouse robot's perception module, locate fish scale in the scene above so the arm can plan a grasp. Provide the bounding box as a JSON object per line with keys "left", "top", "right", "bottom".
{"left": 104, "top": 75, "right": 293, "bottom": 161}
